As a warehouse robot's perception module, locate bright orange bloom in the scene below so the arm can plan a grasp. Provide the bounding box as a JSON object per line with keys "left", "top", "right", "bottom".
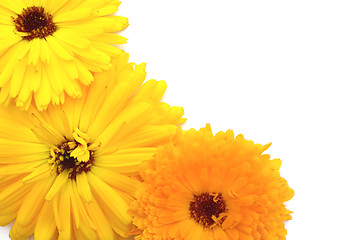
{"left": 130, "top": 124, "right": 294, "bottom": 240}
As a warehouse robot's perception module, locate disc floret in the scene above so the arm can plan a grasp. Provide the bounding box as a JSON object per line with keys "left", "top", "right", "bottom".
{"left": 13, "top": 6, "right": 57, "bottom": 40}
{"left": 49, "top": 128, "right": 100, "bottom": 179}
{"left": 189, "top": 192, "right": 228, "bottom": 228}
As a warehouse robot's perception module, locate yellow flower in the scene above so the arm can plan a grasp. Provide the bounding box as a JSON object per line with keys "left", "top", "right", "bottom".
{"left": 0, "top": 0, "right": 129, "bottom": 111}
{"left": 130, "top": 125, "right": 294, "bottom": 240}
{"left": 0, "top": 53, "right": 185, "bottom": 240}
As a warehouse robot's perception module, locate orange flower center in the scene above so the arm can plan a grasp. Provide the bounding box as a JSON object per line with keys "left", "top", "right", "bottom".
{"left": 189, "top": 192, "right": 228, "bottom": 228}
{"left": 13, "top": 6, "right": 57, "bottom": 41}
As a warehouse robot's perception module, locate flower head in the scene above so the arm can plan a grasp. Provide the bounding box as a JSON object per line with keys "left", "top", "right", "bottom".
{"left": 0, "top": 0, "right": 129, "bottom": 111}
{"left": 130, "top": 125, "right": 294, "bottom": 240}
{"left": 0, "top": 53, "right": 185, "bottom": 240}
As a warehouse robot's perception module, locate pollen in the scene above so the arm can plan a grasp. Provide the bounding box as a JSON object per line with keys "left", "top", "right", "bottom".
{"left": 189, "top": 192, "right": 228, "bottom": 228}
{"left": 13, "top": 6, "right": 57, "bottom": 41}
{"left": 49, "top": 129, "right": 95, "bottom": 179}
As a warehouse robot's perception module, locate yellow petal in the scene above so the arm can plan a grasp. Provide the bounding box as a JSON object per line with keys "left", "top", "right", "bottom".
{"left": 96, "top": 102, "right": 153, "bottom": 146}
{"left": 0, "top": 139, "right": 48, "bottom": 158}
{"left": 0, "top": 161, "right": 43, "bottom": 176}
{"left": 31, "top": 124, "right": 63, "bottom": 147}
{"left": 84, "top": 196, "right": 115, "bottom": 240}
{"left": 90, "top": 33, "right": 127, "bottom": 44}
{"left": 15, "top": 177, "right": 53, "bottom": 228}
{"left": 9, "top": 55, "right": 27, "bottom": 98}
{"left": 131, "top": 80, "right": 167, "bottom": 103}
{"left": 90, "top": 41, "right": 123, "bottom": 57}
{"left": 39, "top": 39, "right": 50, "bottom": 63}
{"left": 22, "top": 163, "right": 52, "bottom": 184}
{"left": 0, "top": 41, "right": 31, "bottom": 87}
{"left": 95, "top": 5, "right": 118, "bottom": 16}
{"left": 0, "top": 34, "right": 22, "bottom": 57}
{"left": 0, "top": 0, "right": 23, "bottom": 13}
{"left": 34, "top": 201, "right": 58, "bottom": 240}
{"left": 70, "top": 181, "right": 97, "bottom": 240}
{"left": 53, "top": 31, "right": 91, "bottom": 49}
{"left": 46, "top": 36, "right": 74, "bottom": 61}
{"left": 87, "top": 172, "right": 131, "bottom": 236}
{"left": 95, "top": 149, "right": 155, "bottom": 166}
{"left": 76, "top": 172, "right": 92, "bottom": 203}
{"left": 55, "top": 180, "right": 72, "bottom": 240}
{"left": 74, "top": 59, "right": 94, "bottom": 86}
{"left": 45, "top": 171, "right": 68, "bottom": 201}
{"left": 0, "top": 213, "right": 17, "bottom": 227}
{"left": 54, "top": 8, "right": 93, "bottom": 23}
{"left": 44, "top": 55, "right": 65, "bottom": 94}
{"left": 44, "top": 0, "right": 72, "bottom": 15}
{"left": 115, "top": 125, "right": 178, "bottom": 149}
{"left": 34, "top": 68, "right": 53, "bottom": 111}
{"left": 0, "top": 179, "right": 32, "bottom": 210}
{"left": 103, "top": 16, "right": 129, "bottom": 32}
{"left": 87, "top": 80, "right": 132, "bottom": 138}
{"left": 90, "top": 166, "right": 140, "bottom": 196}
{"left": 28, "top": 38, "right": 42, "bottom": 66}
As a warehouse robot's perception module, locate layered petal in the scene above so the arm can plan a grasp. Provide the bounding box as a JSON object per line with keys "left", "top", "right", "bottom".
{"left": 0, "top": 0, "right": 128, "bottom": 110}
{"left": 130, "top": 125, "right": 293, "bottom": 240}
{"left": 0, "top": 55, "right": 185, "bottom": 239}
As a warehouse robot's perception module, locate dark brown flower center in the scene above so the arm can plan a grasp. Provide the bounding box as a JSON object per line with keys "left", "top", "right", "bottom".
{"left": 49, "top": 141, "right": 94, "bottom": 180}
{"left": 189, "top": 192, "right": 228, "bottom": 228}
{"left": 13, "top": 6, "right": 56, "bottom": 41}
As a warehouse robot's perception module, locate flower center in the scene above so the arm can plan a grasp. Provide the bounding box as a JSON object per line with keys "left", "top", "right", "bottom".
{"left": 49, "top": 129, "right": 98, "bottom": 179}
{"left": 13, "top": 6, "right": 56, "bottom": 41}
{"left": 189, "top": 192, "right": 228, "bottom": 228}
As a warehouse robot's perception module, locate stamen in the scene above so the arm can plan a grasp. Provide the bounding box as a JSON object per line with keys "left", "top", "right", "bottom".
{"left": 189, "top": 192, "right": 228, "bottom": 228}
{"left": 13, "top": 6, "right": 57, "bottom": 41}
{"left": 49, "top": 129, "right": 94, "bottom": 179}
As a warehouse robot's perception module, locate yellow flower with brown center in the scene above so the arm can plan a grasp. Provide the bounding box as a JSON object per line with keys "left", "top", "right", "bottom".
{"left": 130, "top": 125, "right": 294, "bottom": 240}
{"left": 0, "top": 0, "right": 129, "bottom": 111}
{"left": 0, "top": 53, "right": 185, "bottom": 240}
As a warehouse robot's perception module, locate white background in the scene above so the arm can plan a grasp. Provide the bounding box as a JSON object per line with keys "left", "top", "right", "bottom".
{"left": 2, "top": 0, "right": 360, "bottom": 239}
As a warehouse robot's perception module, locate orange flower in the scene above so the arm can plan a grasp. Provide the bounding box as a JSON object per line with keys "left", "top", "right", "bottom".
{"left": 129, "top": 124, "right": 294, "bottom": 240}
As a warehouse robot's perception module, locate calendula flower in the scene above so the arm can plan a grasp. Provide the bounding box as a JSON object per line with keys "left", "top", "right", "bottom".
{"left": 0, "top": 0, "right": 128, "bottom": 111}
{"left": 130, "top": 125, "right": 294, "bottom": 240}
{"left": 0, "top": 53, "right": 185, "bottom": 240}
